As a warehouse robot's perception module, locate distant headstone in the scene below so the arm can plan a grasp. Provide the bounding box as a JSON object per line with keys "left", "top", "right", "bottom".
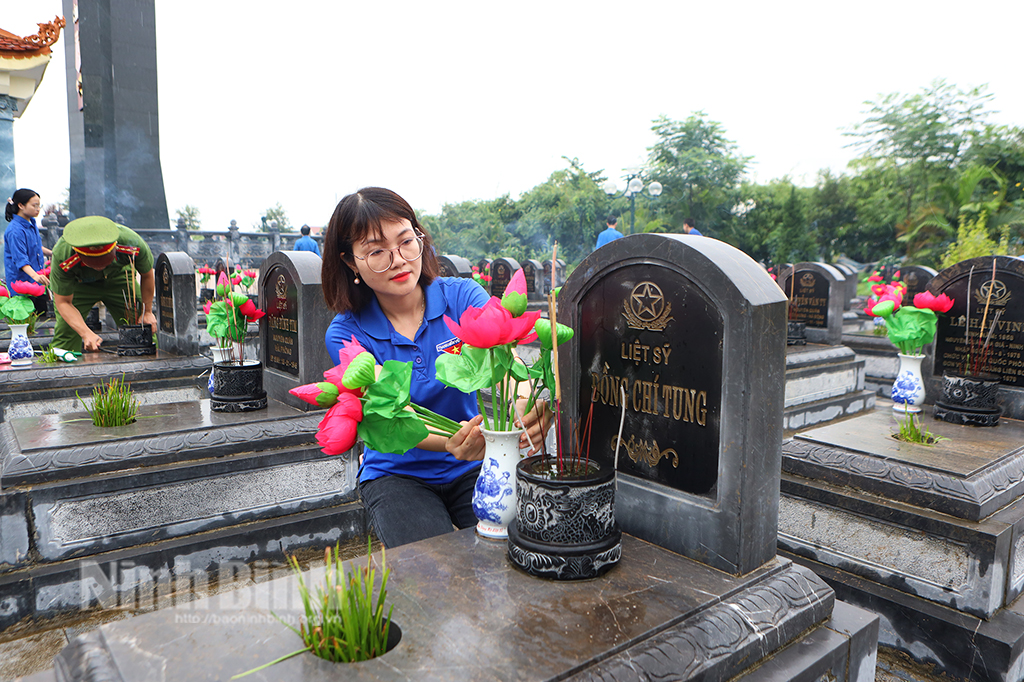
{"left": 543, "top": 259, "right": 567, "bottom": 293}
{"left": 155, "top": 252, "right": 199, "bottom": 356}
{"left": 214, "top": 258, "right": 229, "bottom": 282}
{"left": 476, "top": 258, "right": 492, "bottom": 295}
{"left": 437, "top": 255, "right": 471, "bottom": 279}
{"left": 521, "top": 259, "right": 544, "bottom": 301}
{"left": 779, "top": 263, "right": 846, "bottom": 345}
{"left": 899, "top": 265, "right": 937, "bottom": 308}
{"left": 831, "top": 263, "right": 857, "bottom": 309}
{"left": 259, "top": 252, "right": 335, "bottom": 411}
{"left": 558, "top": 234, "right": 787, "bottom": 574}
{"left": 490, "top": 257, "right": 521, "bottom": 298}
{"left": 930, "top": 256, "right": 1024, "bottom": 393}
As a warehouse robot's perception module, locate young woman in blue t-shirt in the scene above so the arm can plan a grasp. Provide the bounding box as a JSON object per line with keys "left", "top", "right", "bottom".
{"left": 4, "top": 188, "right": 52, "bottom": 317}
{"left": 321, "top": 187, "right": 549, "bottom": 548}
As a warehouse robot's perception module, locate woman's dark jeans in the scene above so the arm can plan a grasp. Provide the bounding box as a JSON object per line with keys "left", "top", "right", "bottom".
{"left": 358, "top": 467, "right": 480, "bottom": 548}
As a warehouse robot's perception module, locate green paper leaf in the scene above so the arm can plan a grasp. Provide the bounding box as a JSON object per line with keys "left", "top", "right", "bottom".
{"left": 871, "top": 300, "right": 895, "bottom": 318}
{"left": 436, "top": 345, "right": 509, "bottom": 392}
{"left": 1, "top": 295, "right": 35, "bottom": 322}
{"left": 885, "top": 306, "right": 937, "bottom": 354}
{"left": 229, "top": 292, "right": 249, "bottom": 307}
{"left": 534, "top": 319, "right": 574, "bottom": 349}
{"left": 501, "top": 291, "right": 528, "bottom": 317}
{"left": 315, "top": 382, "right": 340, "bottom": 408}
{"left": 342, "top": 352, "right": 377, "bottom": 389}
{"left": 357, "top": 410, "right": 429, "bottom": 455}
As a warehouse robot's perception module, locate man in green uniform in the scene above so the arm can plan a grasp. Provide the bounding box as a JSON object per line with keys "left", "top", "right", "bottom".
{"left": 50, "top": 216, "right": 156, "bottom": 352}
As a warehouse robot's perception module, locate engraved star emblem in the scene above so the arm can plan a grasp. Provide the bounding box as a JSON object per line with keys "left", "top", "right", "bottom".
{"left": 631, "top": 282, "right": 663, "bottom": 320}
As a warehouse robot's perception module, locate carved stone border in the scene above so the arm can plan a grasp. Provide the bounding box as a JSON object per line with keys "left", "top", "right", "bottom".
{"left": 569, "top": 564, "right": 834, "bottom": 681}
{"left": 2, "top": 414, "right": 320, "bottom": 485}
{"left": 783, "top": 438, "right": 1024, "bottom": 521}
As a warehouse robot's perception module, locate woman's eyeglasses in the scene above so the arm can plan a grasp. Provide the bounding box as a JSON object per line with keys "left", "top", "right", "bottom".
{"left": 352, "top": 231, "right": 425, "bottom": 273}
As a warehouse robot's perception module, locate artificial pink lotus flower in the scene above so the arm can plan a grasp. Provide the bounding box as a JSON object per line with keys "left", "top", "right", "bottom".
{"left": 867, "top": 272, "right": 883, "bottom": 282}
{"left": 39, "top": 267, "right": 50, "bottom": 276}
{"left": 215, "top": 271, "right": 232, "bottom": 296}
{"left": 316, "top": 392, "right": 363, "bottom": 455}
{"left": 0, "top": 285, "right": 8, "bottom": 298}
{"left": 244, "top": 269, "right": 257, "bottom": 279}
{"left": 239, "top": 299, "right": 265, "bottom": 321}
{"left": 231, "top": 276, "right": 242, "bottom": 286}
{"left": 203, "top": 300, "right": 212, "bottom": 315}
{"left": 445, "top": 297, "right": 540, "bottom": 349}
{"left": 10, "top": 280, "right": 45, "bottom": 296}
{"left": 290, "top": 381, "right": 341, "bottom": 409}
{"left": 893, "top": 270, "right": 901, "bottom": 279}
{"left": 871, "top": 284, "right": 888, "bottom": 297}
{"left": 913, "top": 291, "right": 954, "bottom": 313}
{"left": 323, "top": 336, "right": 371, "bottom": 387}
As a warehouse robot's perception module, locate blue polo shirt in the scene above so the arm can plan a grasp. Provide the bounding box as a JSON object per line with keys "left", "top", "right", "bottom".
{"left": 4, "top": 215, "right": 45, "bottom": 285}
{"left": 325, "top": 276, "right": 490, "bottom": 484}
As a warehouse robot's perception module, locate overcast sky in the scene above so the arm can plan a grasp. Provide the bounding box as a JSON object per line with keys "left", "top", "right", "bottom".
{"left": 6, "top": 1, "right": 1024, "bottom": 231}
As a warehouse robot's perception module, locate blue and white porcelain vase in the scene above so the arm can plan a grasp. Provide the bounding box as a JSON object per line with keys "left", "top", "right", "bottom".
{"left": 7, "top": 323, "right": 33, "bottom": 367}
{"left": 473, "top": 428, "right": 523, "bottom": 539}
{"left": 892, "top": 353, "right": 926, "bottom": 413}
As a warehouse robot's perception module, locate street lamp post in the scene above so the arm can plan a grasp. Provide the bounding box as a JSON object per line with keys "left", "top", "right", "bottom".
{"left": 603, "top": 171, "right": 663, "bottom": 235}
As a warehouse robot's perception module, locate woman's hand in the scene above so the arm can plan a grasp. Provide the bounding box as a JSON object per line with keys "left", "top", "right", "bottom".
{"left": 447, "top": 414, "right": 485, "bottom": 461}
{"left": 516, "top": 398, "right": 552, "bottom": 455}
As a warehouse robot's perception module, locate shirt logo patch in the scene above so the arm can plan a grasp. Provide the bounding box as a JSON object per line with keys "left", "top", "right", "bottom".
{"left": 437, "top": 337, "right": 464, "bottom": 355}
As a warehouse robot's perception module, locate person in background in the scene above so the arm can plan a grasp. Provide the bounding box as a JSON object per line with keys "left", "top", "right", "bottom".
{"left": 595, "top": 215, "right": 624, "bottom": 250}
{"left": 321, "top": 187, "right": 550, "bottom": 548}
{"left": 682, "top": 217, "right": 703, "bottom": 236}
{"left": 293, "top": 224, "right": 322, "bottom": 256}
{"left": 4, "top": 188, "right": 52, "bottom": 317}
{"left": 49, "top": 216, "right": 156, "bottom": 353}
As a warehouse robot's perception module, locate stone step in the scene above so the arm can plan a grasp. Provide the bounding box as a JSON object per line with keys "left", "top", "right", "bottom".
{"left": 785, "top": 344, "right": 869, "bottom": 408}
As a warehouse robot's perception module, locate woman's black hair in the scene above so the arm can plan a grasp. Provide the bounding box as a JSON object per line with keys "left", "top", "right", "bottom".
{"left": 5, "top": 188, "right": 39, "bottom": 222}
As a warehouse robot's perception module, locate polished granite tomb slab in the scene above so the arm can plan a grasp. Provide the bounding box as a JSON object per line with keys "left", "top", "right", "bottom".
{"left": 780, "top": 408, "right": 1024, "bottom": 679}
{"left": 49, "top": 529, "right": 877, "bottom": 682}
{"left": 0, "top": 349, "right": 210, "bottom": 422}
{"left": 784, "top": 344, "right": 875, "bottom": 431}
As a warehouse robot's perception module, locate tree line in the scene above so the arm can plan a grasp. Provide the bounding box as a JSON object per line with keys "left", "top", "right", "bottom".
{"left": 422, "top": 80, "right": 1024, "bottom": 271}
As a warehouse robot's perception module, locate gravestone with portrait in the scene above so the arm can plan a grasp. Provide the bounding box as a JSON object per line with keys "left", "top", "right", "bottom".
{"left": 437, "top": 254, "right": 471, "bottom": 279}
{"left": 899, "top": 265, "right": 937, "bottom": 308}
{"left": 155, "top": 252, "right": 199, "bottom": 356}
{"left": 489, "top": 257, "right": 521, "bottom": 299}
{"left": 778, "top": 262, "right": 847, "bottom": 345}
{"left": 259, "top": 252, "right": 335, "bottom": 412}
{"left": 521, "top": 258, "right": 544, "bottom": 301}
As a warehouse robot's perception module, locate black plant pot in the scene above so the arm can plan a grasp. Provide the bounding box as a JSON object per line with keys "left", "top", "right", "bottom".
{"left": 211, "top": 360, "right": 267, "bottom": 412}
{"left": 934, "top": 372, "right": 1001, "bottom": 426}
{"left": 786, "top": 320, "right": 806, "bottom": 346}
{"left": 507, "top": 455, "right": 621, "bottom": 581}
{"left": 117, "top": 324, "right": 156, "bottom": 356}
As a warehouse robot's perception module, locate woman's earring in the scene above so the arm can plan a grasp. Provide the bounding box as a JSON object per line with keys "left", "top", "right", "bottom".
{"left": 353, "top": 276, "right": 360, "bottom": 284}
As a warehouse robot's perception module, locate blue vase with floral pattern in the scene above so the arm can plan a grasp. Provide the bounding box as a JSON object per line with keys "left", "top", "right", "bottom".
{"left": 892, "top": 353, "right": 926, "bottom": 413}
{"left": 472, "top": 428, "right": 522, "bottom": 539}
{"left": 7, "top": 323, "right": 33, "bottom": 366}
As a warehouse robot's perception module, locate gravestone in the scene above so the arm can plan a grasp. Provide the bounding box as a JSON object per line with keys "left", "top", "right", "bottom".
{"left": 259, "top": 251, "right": 335, "bottom": 412}
{"left": 155, "top": 252, "right": 199, "bottom": 356}
{"left": 779, "top": 262, "right": 846, "bottom": 345}
{"left": 929, "top": 256, "right": 1024, "bottom": 419}
{"left": 437, "top": 254, "right": 471, "bottom": 279}
{"left": 489, "top": 257, "right": 521, "bottom": 299}
{"left": 521, "top": 259, "right": 544, "bottom": 301}
{"left": 899, "top": 264, "right": 937, "bottom": 308}
{"left": 832, "top": 263, "right": 858, "bottom": 309}
{"left": 558, "top": 234, "right": 787, "bottom": 575}
{"left": 214, "top": 257, "right": 229, "bottom": 282}
{"left": 475, "top": 258, "right": 492, "bottom": 294}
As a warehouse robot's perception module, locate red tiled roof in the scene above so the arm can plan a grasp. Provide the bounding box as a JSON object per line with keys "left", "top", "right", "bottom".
{"left": 0, "top": 17, "right": 65, "bottom": 59}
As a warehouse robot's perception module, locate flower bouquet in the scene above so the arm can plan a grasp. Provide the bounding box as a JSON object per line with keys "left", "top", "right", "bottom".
{"left": 470, "top": 264, "right": 491, "bottom": 289}
{"left": 289, "top": 335, "right": 463, "bottom": 456}
{"left": 204, "top": 271, "right": 265, "bottom": 362}
{"left": 197, "top": 265, "right": 216, "bottom": 285}
{"left": 1, "top": 280, "right": 46, "bottom": 365}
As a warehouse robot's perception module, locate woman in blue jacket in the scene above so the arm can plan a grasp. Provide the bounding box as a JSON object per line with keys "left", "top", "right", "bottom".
{"left": 4, "top": 189, "right": 51, "bottom": 316}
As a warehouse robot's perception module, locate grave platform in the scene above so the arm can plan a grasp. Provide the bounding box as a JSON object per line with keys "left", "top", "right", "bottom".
{"left": 779, "top": 408, "right": 1024, "bottom": 679}
{"left": 0, "top": 350, "right": 211, "bottom": 422}
{"left": 45, "top": 529, "right": 878, "bottom": 682}
{"left": 0, "top": 398, "right": 364, "bottom": 632}
{"left": 784, "top": 343, "right": 875, "bottom": 431}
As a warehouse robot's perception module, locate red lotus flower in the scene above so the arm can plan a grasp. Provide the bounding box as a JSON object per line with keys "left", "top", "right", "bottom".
{"left": 10, "top": 280, "right": 45, "bottom": 296}
{"left": 239, "top": 299, "right": 265, "bottom": 321}
{"left": 913, "top": 291, "right": 954, "bottom": 313}
{"left": 867, "top": 273, "right": 883, "bottom": 283}
{"left": 231, "top": 276, "right": 242, "bottom": 286}
{"left": 877, "top": 292, "right": 902, "bottom": 312}
{"left": 316, "top": 392, "right": 363, "bottom": 455}
{"left": 203, "top": 300, "right": 212, "bottom": 315}
{"left": 323, "top": 335, "right": 370, "bottom": 386}
{"left": 39, "top": 267, "right": 50, "bottom": 276}
{"left": 871, "top": 284, "right": 888, "bottom": 297}
{"left": 0, "top": 285, "right": 8, "bottom": 297}
{"left": 445, "top": 297, "right": 540, "bottom": 349}
{"left": 244, "top": 269, "right": 257, "bottom": 279}
{"left": 290, "top": 381, "right": 341, "bottom": 408}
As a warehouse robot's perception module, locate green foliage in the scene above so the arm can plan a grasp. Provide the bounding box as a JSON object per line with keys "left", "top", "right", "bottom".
{"left": 79, "top": 375, "right": 138, "bottom": 427}
{"left": 232, "top": 540, "right": 393, "bottom": 678}
{"left": 174, "top": 205, "right": 201, "bottom": 230}
{"left": 259, "top": 203, "right": 293, "bottom": 232}
{"left": 940, "top": 212, "right": 1008, "bottom": 268}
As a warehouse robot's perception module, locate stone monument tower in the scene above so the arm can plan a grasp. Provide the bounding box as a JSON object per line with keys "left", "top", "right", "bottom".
{"left": 61, "top": 0, "right": 168, "bottom": 228}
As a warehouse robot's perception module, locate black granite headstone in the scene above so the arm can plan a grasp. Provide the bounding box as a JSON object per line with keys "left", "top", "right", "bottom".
{"left": 559, "top": 234, "right": 787, "bottom": 574}
{"left": 214, "top": 258, "right": 229, "bottom": 283}
{"left": 899, "top": 265, "right": 937, "bottom": 308}
{"left": 259, "top": 252, "right": 335, "bottom": 411}
{"left": 490, "top": 257, "right": 521, "bottom": 299}
{"left": 475, "top": 258, "right": 492, "bottom": 295}
{"left": 930, "top": 256, "right": 1024, "bottom": 391}
{"left": 831, "top": 263, "right": 857, "bottom": 309}
{"left": 521, "top": 259, "right": 544, "bottom": 301}
{"left": 437, "top": 255, "right": 471, "bottom": 279}
{"left": 155, "top": 252, "right": 199, "bottom": 356}
{"left": 779, "top": 262, "right": 846, "bottom": 345}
